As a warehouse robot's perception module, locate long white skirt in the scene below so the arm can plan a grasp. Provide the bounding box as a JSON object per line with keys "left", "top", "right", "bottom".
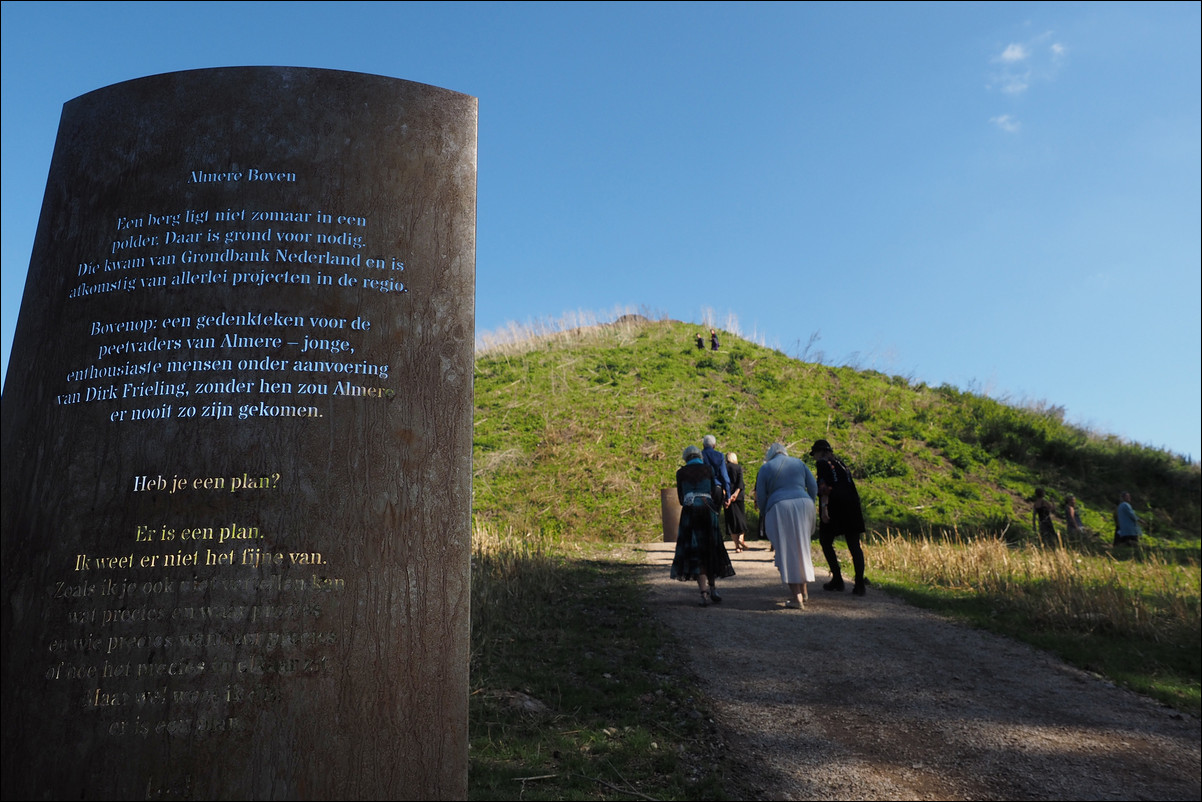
{"left": 766, "top": 496, "right": 816, "bottom": 584}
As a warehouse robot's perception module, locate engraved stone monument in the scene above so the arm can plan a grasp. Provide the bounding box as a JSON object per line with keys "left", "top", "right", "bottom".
{"left": 0, "top": 67, "right": 476, "bottom": 799}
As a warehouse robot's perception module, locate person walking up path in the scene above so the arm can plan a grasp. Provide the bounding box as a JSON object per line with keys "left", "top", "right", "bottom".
{"left": 702, "top": 434, "right": 732, "bottom": 539}
{"left": 725, "top": 452, "right": 748, "bottom": 553}
{"left": 810, "top": 439, "right": 868, "bottom": 596}
{"left": 755, "top": 442, "right": 817, "bottom": 609}
{"left": 670, "top": 445, "right": 735, "bottom": 606}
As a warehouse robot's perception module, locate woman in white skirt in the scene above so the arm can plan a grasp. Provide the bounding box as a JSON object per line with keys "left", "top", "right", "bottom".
{"left": 754, "top": 442, "right": 818, "bottom": 609}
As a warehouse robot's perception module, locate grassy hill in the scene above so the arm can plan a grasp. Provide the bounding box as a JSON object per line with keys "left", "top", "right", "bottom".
{"left": 472, "top": 316, "right": 1200, "bottom": 546}
{"left": 468, "top": 316, "right": 1199, "bottom": 798}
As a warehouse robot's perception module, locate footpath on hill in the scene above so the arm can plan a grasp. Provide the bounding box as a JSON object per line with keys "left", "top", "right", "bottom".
{"left": 638, "top": 540, "right": 1201, "bottom": 801}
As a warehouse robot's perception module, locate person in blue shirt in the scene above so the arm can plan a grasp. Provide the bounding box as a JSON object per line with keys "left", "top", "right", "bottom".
{"left": 1114, "top": 491, "right": 1141, "bottom": 545}
{"left": 702, "top": 435, "right": 732, "bottom": 544}
{"left": 701, "top": 434, "right": 732, "bottom": 507}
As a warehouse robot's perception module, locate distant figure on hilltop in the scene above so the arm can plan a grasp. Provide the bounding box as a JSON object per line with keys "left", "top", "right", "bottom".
{"left": 1114, "top": 491, "right": 1141, "bottom": 546}
{"left": 670, "top": 445, "right": 735, "bottom": 606}
{"left": 710, "top": 329, "right": 720, "bottom": 351}
{"left": 1032, "top": 488, "right": 1057, "bottom": 542}
{"left": 695, "top": 332, "right": 705, "bottom": 350}
{"left": 1063, "top": 494, "right": 1086, "bottom": 540}
{"left": 811, "top": 439, "right": 868, "bottom": 596}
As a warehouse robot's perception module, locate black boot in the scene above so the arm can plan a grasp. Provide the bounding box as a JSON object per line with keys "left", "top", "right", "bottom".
{"left": 823, "top": 577, "right": 845, "bottom": 592}
{"left": 852, "top": 578, "right": 866, "bottom": 596}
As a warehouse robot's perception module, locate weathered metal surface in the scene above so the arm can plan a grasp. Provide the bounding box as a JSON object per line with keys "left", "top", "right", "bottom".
{"left": 1, "top": 67, "right": 476, "bottom": 800}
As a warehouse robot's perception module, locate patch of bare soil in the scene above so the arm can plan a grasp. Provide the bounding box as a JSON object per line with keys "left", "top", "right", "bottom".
{"left": 639, "top": 541, "right": 1201, "bottom": 801}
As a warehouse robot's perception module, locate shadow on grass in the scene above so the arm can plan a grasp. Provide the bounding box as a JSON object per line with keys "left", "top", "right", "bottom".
{"left": 470, "top": 555, "right": 736, "bottom": 801}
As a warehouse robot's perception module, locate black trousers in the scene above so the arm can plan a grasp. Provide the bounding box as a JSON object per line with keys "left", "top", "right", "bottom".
{"left": 820, "top": 530, "right": 865, "bottom": 582}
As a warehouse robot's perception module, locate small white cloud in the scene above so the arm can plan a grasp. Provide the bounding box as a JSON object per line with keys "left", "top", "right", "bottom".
{"left": 990, "top": 114, "right": 1022, "bottom": 133}
{"left": 1002, "top": 73, "right": 1031, "bottom": 94}
{"left": 1000, "top": 43, "right": 1029, "bottom": 62}
{"left": 986, "top": 32, "right": 1066, "bottom": 102}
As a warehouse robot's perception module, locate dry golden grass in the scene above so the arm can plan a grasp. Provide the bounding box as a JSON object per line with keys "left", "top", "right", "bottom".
{"left": 870, "top": 528, "right": 1201, "bottom": 642}
{"left": 474, "top": 306, "right": 655, "bottom": 357}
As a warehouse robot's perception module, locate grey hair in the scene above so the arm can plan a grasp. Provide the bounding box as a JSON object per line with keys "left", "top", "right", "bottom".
{"left": 703, "top": 434, "right": 717, "bottom": 448}
{"left": 683, "top": 445, "right": 702, "bottom": 461}
{"left": 764, "top": 442, "right": 788, "bottom": 462}
{"left": 727, "top": 453, "right": 738, "bottom": 465}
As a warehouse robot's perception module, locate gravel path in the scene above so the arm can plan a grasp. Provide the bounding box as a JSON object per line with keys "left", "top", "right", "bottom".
{"left": 638, "top": 541, "right": 1201, "bottom": 801}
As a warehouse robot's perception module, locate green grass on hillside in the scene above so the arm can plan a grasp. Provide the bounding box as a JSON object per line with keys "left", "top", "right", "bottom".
{"left": 470, "top": 321, "right": 1200, "bottom": 796}
{"left": 473, "top": 318, "right": 1200, "bottom": 545}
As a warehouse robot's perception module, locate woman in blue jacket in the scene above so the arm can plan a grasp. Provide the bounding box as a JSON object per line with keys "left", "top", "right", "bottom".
{"left": 755, "top": 442, "right": 817, "bottom": 609}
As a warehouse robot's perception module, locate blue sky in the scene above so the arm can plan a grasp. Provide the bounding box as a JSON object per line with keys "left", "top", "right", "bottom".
{"left": 3, "top": 1, "right": 1199, "bottom": 459}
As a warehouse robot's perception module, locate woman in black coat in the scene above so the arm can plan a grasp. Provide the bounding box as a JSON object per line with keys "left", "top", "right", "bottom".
{"left": 724, "top": 453, "right": 748, "bottom": 552}
{"left": 671, "top": 445, "right": 735, "bottom": 605}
